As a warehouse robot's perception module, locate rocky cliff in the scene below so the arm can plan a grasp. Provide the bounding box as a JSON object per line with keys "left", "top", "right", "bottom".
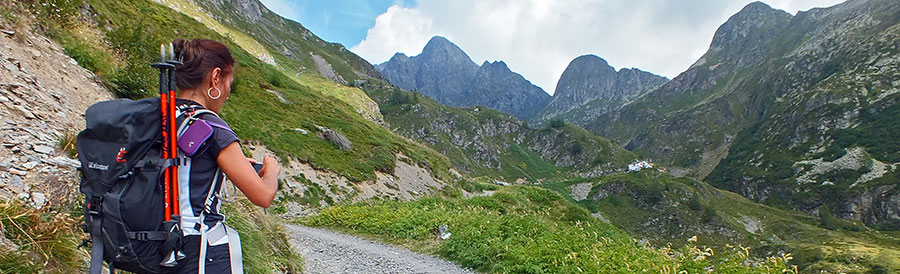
{"left": 533, "top": 55, "right": 667, "bottom": 125}
{"left": 377, "top": 36, "right": 551, "bottom": 120}
{"left": 366, "top": 86, "right": 637, "bottom": 181}
{"left": 583, "top": 0, "right": 900, "bottom": 227}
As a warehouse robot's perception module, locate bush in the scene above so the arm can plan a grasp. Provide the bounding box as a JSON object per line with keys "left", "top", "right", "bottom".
{"left": 820, "top": 205, "right": 837, "bottom": 230}
{"left": 689, "top": 194, "right": 703, "bottom": 211}
{"left": 549, "top": 119, "right": 565, "bottom": 128}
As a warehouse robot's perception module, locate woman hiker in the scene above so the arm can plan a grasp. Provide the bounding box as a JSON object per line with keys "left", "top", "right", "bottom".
{"left": 165, "top": 38, "right": 279, "bottom": 273}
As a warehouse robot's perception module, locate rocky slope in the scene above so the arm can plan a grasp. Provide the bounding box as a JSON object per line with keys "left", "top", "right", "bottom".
{"left": 0, "top": 24, "right": 114, "bottom": 207}
{"left": 706, "top": 0, "right": 900, "bottom": 228}
{"left": 584, "top": 0, "right": 900, "bottom": 227}
{"left": 377, "top": 36, "right": 551, "bottom": 120}
{"left": 366, "top": 86, "right": 637, "bottom": 182}
{"left": 532, "top": 55, "right": 668, "bottom": 125}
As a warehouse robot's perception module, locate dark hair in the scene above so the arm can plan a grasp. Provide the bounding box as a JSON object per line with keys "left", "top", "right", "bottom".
{"left": 172, "top": 39, "right": 235, "bottom": 91}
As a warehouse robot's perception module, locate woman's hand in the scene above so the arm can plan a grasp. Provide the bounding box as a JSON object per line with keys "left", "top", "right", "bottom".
{"left": 259, "top": 156, "right": 280, "bottom": 178}
{"left": 218, "top": 143, "right": 277, "bottom": 207}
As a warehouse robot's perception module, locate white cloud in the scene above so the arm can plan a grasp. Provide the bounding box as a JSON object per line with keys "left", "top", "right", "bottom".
{"left": 352, "top": 0, "right": 845, "bottom": 95}
{"left": 351, "top": 6, "right": 434, "bottom": 63}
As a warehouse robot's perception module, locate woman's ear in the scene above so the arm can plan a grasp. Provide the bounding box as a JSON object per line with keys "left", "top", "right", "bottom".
{"left": 211, "top": 67, "right": 222, "bottom": 85}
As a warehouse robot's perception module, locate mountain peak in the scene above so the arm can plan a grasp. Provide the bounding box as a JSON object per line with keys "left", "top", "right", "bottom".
{"left": 481, "top": 60, "right": 509, "bottom": 69}
{"left": 421, "top": 36, "right": 464, "bottom": 55}
{"left": 388, "top": 52, "right": 410, "bottom": 62}
{"left": 709, "top": 1, "right": 792, "bottom": 50}
{"left": 571, "top": 54, "right": 610, "bottom": 68}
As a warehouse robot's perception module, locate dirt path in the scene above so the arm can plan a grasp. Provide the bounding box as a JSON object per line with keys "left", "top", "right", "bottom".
{"left": 285, "top": 224, "right": 475, "bottom": 274}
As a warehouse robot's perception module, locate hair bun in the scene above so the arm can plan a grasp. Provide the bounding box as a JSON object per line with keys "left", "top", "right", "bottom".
{"left": 172, "top": 39, "right": 188, "bottom": 61}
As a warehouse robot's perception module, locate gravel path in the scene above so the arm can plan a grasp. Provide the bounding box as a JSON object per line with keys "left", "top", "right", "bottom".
{"left": 286, "top": 224, "right": 476, "bottom": 274}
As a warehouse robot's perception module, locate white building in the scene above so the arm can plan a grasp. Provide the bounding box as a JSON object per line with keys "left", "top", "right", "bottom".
{"left": 628, "top": 160, "right": 654, "bottom": 172}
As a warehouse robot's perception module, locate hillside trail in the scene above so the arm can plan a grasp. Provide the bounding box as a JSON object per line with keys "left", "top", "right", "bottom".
{"left": 285, "top": 224, "right": 475, "bottom": 274}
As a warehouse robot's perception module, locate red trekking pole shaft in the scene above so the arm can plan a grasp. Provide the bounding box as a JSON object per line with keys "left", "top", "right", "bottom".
{"left": 152, "top": 44, "right": 176, "bottom": 221}
{"left": 166, "top": 44, "right": 181, "bottom": 217}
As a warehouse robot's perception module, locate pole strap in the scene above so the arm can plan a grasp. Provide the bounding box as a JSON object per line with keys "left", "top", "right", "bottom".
{"left": 88, "top": 209, "right": 104, "bottom": 274}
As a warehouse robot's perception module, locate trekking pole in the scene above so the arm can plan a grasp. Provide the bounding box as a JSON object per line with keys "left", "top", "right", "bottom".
{"left": 166, "top": 43, "right": 182, "bottom": 217}
{"left": 150, "top": 44, "right": 175, "bottom": 221}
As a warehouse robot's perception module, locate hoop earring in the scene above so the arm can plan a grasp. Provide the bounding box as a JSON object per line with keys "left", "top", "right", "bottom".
{"left": 207, "top": 86, "right": 222, "bottom": 100}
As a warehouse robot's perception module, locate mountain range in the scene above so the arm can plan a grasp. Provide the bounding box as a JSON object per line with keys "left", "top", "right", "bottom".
{"left": 377, "top": 0, "right": 900, "bottom": 229}
{"left": 376, "top": 36, "right": 551, "bottom": 120}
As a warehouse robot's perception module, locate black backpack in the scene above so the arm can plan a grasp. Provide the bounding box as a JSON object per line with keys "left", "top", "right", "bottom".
{"left": 77, "top": 98, "right": 183, "bottom": 273}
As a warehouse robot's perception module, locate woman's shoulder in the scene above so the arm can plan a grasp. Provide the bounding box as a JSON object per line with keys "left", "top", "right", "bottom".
{"left": 197, "top": 113, "right": 239, "bottom": 142}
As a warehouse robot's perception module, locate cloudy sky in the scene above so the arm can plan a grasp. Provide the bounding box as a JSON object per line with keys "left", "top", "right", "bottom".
{"left": 261, "top": 0, "right": 845, "bottom": 95}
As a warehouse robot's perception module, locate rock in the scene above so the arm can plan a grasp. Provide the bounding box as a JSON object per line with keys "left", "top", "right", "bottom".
{"left": 0, "top": 96, "right": 8, "bottom": 103}
{"left": 15, "top": 193, "right": 28, "bottom": 201}
{"left": 30, "top": 192, "right": 46, "bottom": 210}
{"left": 0, "top": 230, "right": 19, "bottom": 251}
{"left": 322, "top": 129, "right": 351, "bottom": 150}
{"left": 32, "top": 145, "right": 54, "bottom": 154}
{"left": 294, "top": 128, "right": 309, "bottom": 135}
{"left": 43, "top": 157, "right": 80, "bottom": 169}
{"left": 13, "top": 105, "right": 35, "bottom": 119}
{"left": 438, "top": 225, "right": 451, "bottom": 240}
{"left": 1, "top": 60, "right": 17, "bottom": 74}
{"left": 0, "top": 29, "right": 14, "bottom": 36}
{"left": 29, "top": 49, "right": 41, "bottom": 59}
{"left": 0, "top": 160, "right": 8, "bottom": 171}
{"left": 8, "top": 168, "right": 26, "bottom": 176}
{"left": 8, "top": 175, "right": 24, "bottom": 192}
{"left": 22, "top": 161, "right": 38, "bottom": 170}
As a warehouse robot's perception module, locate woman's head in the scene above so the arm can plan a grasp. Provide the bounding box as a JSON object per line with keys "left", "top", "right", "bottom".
{"left": 173, "top": 39, "right": 235, "bottom": 113}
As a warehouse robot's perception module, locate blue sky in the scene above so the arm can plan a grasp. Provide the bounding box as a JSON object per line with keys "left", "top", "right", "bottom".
{"left": 261, "top": 0, "right": 845, "bottom": 94}
{"left": 259, "top": 0, "right": 416, "bottom": 47}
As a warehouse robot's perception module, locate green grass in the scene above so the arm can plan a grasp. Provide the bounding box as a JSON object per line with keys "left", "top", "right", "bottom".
{"left": 366, "top": 86, "right": 637, "bottom": 182}
{"left": 33, "top": 0, "right": 453, "bottom": 184}
{"left": 542, "top": 170, "right": 900, "bottom": 273}
{"left": 305, "top": 186, "right": 796, "bottom": 273}
{"left": 0, "top": 200, "right": 84, "bottom": 274}
{"left": 221, "top": 199, "right": 302, "bottom": 273}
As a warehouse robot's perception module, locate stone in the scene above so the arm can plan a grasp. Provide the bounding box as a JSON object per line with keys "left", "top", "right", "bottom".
{"left": 0, "top": 29, "right": 14, "bottom": 36}
{"left": 0, "top": 96, "right": 8, "bottom": 103}
{"left": 8, "top": 168, "right": 26, "bottom": 176}
{"left": 29, "top": 49, "right": 41, "bottom": 58}
{"left": 22, "top": 161, "right": 38, "bottom": 170}
{"left": 294, "top": 128, "right": 309, "bottom": 135}
{"left": 30, "top": 192, "right": 46, "bottom": 210}
{"left": 0, "top": 160, "right": 8, "bottom": 170}
{"left": 44, "top": 157, "right": 80, "bottom": 169}
{"left": 33, "top": 145, "right": 54, "bottom": 154}
{"left": 8, "top": 175, "right": 24, "bottom": 192}
{"left": 13, "top": 105, "right": 35, "bottom": 119}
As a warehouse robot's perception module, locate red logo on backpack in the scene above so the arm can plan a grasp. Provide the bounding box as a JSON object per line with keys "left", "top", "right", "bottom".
{"left": 116, "top": 147, "right": 128, "bottom": 163}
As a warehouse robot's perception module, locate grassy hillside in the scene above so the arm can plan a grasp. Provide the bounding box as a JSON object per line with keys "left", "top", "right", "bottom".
{"left": 306, "top": 186, "right": 795, "bottom": 273}
{"left": 3, "top": 0, "right": 454, "bottom": 271}
{"left": 31, "top": 0, "right": 452, "bottom": 183}
{"left": 542, "top": 170, "right": 900, "bottom": 273}
{"left": 366, "top": 86, "right": 638, "bottom": 183}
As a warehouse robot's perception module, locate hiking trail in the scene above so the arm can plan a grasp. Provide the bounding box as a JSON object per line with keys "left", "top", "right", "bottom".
{"left": 285, "top": 224, "right": 475, "bottom": 274}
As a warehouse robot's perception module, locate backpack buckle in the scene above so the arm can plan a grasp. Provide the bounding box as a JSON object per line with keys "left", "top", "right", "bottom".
{"left": 134, "top": 232, "right": 149, "bottom": 241}
{"left": 87, "top": 197, "right": 102, "bottom": 216}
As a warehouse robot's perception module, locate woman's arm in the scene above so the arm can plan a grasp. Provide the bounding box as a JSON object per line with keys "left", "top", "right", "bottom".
{"left": 217, "top": 142, "right": 279, "bottom": 207}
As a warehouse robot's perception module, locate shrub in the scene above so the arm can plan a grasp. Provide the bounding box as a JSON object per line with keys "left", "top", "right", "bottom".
{"left": 820, "top": 205, "right": 837, "bottom": 230}
{"left": 549, "top": 119, "right": 565, "bottom": 128}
